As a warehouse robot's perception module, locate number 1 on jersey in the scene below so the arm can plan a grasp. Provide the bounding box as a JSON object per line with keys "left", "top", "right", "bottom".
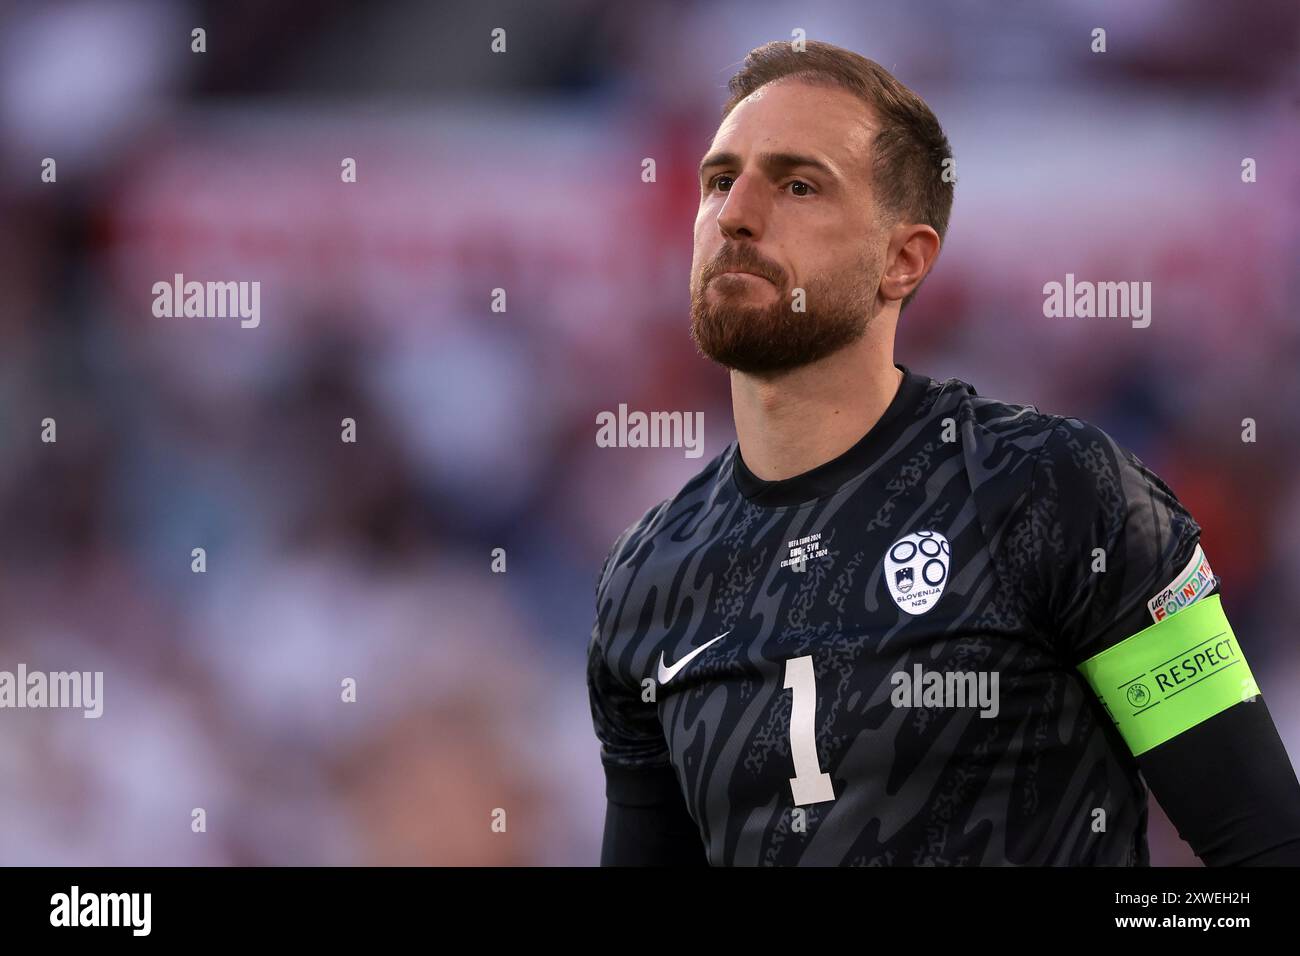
{"left": 783, "top": 655, "right": 836, "bottom": 805}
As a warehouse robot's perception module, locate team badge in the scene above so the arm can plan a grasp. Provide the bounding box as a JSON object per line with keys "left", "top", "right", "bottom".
{"left": 885, "top": 530, "right": 950, "bottom": 615}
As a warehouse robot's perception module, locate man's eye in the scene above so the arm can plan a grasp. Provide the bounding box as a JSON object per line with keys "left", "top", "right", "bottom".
{"left": 710, "top": 175, "right": 735, "bottom": 192}
{"left": 787, "top": 180, "right": 813, "bottom": 197}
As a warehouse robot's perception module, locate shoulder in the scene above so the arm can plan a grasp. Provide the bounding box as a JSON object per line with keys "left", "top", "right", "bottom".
{"left": 595, "top": 445, "right": 735, "bottom": 596}
{"left": 936, "top": 377, "right": 1152, "bottom": 501}
{"left": 982, "top": 403, "right": 1202, "bottom": 596}
{"left": 929, "top": 378, "right": 1065, "bottom": 520}
{"left": 936, "top": 377, "right": 1061, "bottom": 454}
{"left": 940, "top": 379, "right": 1194, "bottom": 571}
{"left": 1035, "top": 415, "right": 1184, "bottom": 523}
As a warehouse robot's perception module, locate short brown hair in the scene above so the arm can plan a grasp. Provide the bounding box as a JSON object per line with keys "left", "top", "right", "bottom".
{"left": 723, "top": 41, "right": 954, "bottom": 310}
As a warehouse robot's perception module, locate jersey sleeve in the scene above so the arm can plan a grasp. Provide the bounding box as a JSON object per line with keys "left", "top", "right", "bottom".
{"left": 589, "top": 513, "right": 707, "bottom": 865}
{"left": 1031, "top": 415, "right": 1216, "bottom": 666}
{"left": 587, "top": 626, "right": 670, "bottom": 774}
{"left": 586, "top": 538, "right": 671, "bottom": 776}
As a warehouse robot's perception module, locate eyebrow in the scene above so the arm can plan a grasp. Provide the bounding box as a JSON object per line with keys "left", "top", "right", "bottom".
{"left": 698, "top": 150, "right": 839, "bottom": 183}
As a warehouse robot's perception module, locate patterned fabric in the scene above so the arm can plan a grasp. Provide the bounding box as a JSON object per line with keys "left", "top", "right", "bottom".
{"left": 588, "top": 365, "right": 1211, "bottom": 865}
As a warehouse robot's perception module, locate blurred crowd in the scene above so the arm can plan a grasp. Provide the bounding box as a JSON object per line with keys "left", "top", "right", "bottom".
{"left": 0, "top": 0, "right": 1296, "bottom": 865}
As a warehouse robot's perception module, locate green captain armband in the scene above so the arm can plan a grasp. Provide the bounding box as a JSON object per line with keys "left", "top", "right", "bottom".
{"left": 1076, "top": 595, "right": 1259, "bottom": 756}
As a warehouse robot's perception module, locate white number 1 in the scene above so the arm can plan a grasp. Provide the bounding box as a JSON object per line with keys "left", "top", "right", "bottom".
{"left": 783, "top": 655, "right": 836, "bottom": 805}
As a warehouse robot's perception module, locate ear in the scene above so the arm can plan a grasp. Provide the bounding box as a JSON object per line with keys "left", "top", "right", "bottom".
{"left": 880, "top": 224, "right": 941, "bottom": 304}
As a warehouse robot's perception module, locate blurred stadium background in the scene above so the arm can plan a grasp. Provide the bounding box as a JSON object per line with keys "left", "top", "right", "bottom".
{"left": 0, "top": 0, "right": 1296, "bottom": 865}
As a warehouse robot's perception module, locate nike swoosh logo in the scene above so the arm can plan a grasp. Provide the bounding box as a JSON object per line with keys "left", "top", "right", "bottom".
{"left": 656, "top": 632, "right": 730, "bottom": 685}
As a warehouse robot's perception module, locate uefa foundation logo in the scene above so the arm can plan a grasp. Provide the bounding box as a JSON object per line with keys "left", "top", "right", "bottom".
{"left": 884, "top": 530, "right": 951, "bottom": 615}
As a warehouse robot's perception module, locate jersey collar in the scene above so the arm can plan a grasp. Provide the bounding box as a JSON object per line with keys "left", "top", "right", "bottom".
{"left": 731, "top": 363, "right": 932, "bottom": 507}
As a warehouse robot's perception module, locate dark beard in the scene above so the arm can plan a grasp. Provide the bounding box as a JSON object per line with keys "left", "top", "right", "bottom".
{"left": 689, "top": 249, "right": 875, "bottom": 375}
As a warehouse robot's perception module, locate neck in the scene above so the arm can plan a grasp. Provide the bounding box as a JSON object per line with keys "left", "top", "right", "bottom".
{"left": 731, "top": 324, "right": 902, "bottom": 482}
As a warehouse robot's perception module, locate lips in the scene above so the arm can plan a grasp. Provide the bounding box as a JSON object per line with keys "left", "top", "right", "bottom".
{"left": 715, "top": 269, "right": 773, "bottom": 283}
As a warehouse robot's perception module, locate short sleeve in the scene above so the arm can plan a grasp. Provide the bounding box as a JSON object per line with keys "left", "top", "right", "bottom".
{"left": 586, "top": 543, "right": 670, "bottom": 774}
{"left": 587, "top": 627, "right": 670, "bottom": 772}
{"left": 1032, "top": 416, "right": 1218, "bottom": 665}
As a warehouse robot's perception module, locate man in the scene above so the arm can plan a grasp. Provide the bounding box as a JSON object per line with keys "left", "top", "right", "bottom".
{"left": 587, "top": 40, "right": 1300, "bottom": 865}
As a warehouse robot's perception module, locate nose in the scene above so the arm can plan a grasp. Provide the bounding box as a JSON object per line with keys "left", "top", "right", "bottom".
{"left": 715, "top": 173, "right": 766, "bottom": 241}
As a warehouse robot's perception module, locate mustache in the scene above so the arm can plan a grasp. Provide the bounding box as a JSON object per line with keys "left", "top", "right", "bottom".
{"left": 702, "top": 245, "right": 785, "bottom": 286}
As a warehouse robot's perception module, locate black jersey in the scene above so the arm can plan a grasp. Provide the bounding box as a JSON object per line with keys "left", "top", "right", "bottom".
{"left": 587, "top": 364, "right": 1219, "bottom": 865}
